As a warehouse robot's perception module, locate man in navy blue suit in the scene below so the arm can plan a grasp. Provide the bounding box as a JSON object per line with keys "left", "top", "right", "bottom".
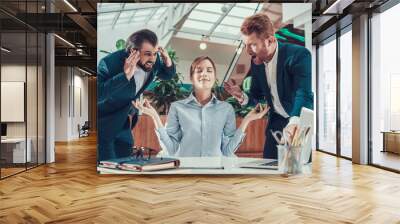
{"left": 224, "top": 13, "right": 313, "bottom": 159}
{"left": 97, "top": 29, "right": 176, "bottom": 161}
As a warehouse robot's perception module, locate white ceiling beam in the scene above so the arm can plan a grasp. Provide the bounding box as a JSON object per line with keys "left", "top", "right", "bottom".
{"left": 158, "top": 3, "right": 197, "bottom": 47}
{"left": 192, "top": 8, "right": 222, "bottom": 16}
{"left": 184, "top": 17, "right": 213, "bottom": 24}
{"left": 145, "top": 8, "right": 158, "bottom": 26}
{"left": 98, "top": 3, "right": 164, "bottom": 14}
{"left": 185, "top": 18, "right": 241, "bottom": 29}
{"left": 223, "top": 43, "right": 244, "bottom": 83}
{"left": 177, "top": 28, "right": 239, "bottom": 41}
{"left": 127, "top": 10, "right": 137, "bottom": 23}
{"left": 174, "top": 32, "right": 237, "bottom": 46}
{"left": 207, "top": 3, "right": 235, "bottom": 37}
{"left": 111, "top": 3, "right": 125, "bottom": 29}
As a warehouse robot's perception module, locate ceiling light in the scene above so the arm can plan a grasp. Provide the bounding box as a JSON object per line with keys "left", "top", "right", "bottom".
{"left": 63, "top": 0, "right": 78, "bottom": 12}
{"left": 1, "top": 47, "right": 11, "bottom": 53}
{"left": 54, "top": 34, "right": 75, "bottom": 48}
{"left": 199, "top": 42, "right": 207, "bottom": 50}
{"left": 199, "top": 35, "right": 209, "bottom": 50}
{"left": 221, "top": 4, "right": 229, "bottom": 13}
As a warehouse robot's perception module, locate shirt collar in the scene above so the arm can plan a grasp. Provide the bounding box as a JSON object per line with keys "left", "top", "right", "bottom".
{"left": 264, "top": 43, "right": 279, "bottom": 66}
{"left": 134, "top": 67, "right": 148, "bottom": 75}
{"left": 184, "top": 92, "right": 218, "bottom": 106}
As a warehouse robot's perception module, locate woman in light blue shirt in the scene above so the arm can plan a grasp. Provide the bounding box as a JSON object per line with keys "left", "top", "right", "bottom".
{"left": 134, "top": 56, "right": 269, "bottom": 157}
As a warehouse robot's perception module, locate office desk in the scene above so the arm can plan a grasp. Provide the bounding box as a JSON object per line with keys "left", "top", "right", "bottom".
{"left": 97, "top": 157, "right": 312, "bottom": 175}
{"left": 1, "top": 138, "right": 32, "bottom": 163}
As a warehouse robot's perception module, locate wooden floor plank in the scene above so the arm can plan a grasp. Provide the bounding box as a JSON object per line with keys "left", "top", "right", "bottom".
{"left": 0, "top": 134, "right": 400, "bottom": 223}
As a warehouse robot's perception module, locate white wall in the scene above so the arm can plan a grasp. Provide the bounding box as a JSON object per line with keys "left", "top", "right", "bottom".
{"left": 54, "top": 67, "right": 89, "bottom": 141}
{"left": 1, "top": 65, "right": 26, "bottom": 141}
{"left": 169, "top": 37, "right": 236, "bottom": 85}
{"left": 1, "top": 63, "right": 46, "bottom": 163}
{"left": 1, "top": 65, "right": 37, "bottom": 137}
{"left": 55, "top": 67, "right": 68, "bottom": 141}
{"left": 72, "top": 73, "right": 89, "bottom": 138}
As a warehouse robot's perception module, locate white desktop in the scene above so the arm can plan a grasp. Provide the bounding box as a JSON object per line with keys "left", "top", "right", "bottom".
{"left": 97, "top": 157, "right": 312, "bottom": 175}
{"left": 1, "top": 81, "right": 32, "bottom": 164}
{"left": 98, "top": 107, "right": 314, "bottom": 175}
{"left": 1, "top": 124, "right": 32, "bottom": 163}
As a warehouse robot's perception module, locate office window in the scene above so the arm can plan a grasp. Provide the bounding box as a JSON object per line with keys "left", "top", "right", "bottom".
{"left": 1, "top": 31, "right": 28, "bottom": 178}
{"left": 312, "top": 45, "right": 317, "bottom": 150}
{"left": 340, "top": 28, "right": 352, "bottom": 158}
{"left": 317, "top": 37, "right": 337, "bottom": 154}
{"left": 371, "top": 3, "right": 400, "bottom": 171}
{"left": 0, "top": 1, "right": 47, "bottom": 179}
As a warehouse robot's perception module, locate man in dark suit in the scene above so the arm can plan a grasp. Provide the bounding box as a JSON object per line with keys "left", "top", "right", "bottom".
{"left": 97, "top": 29, "right": 176, "bottom": 161}
{"left": 224, "top": 13, "right": 313, "bottom": 159}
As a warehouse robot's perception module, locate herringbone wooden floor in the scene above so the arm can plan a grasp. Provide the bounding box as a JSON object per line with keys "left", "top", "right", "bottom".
{"left": 1, "top": 134, "right": 400, "bottom": 224}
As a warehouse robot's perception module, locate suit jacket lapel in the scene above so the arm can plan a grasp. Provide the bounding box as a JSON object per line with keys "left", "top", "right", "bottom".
{"left": 276, "top": 42, "right": 285, "bottom": 102}
{"left": 253, "top": 62, "right": 272, "bottom": 107}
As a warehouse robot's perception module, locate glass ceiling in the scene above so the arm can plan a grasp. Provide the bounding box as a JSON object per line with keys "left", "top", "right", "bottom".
{"left": 98, "top": 3, "right": 261, "bottom": 45}
{"left": 98, "top": 3, "right": 168, "bottom": 28}
{"left": 179, "top": 3, "right": 260, "bottom": 43}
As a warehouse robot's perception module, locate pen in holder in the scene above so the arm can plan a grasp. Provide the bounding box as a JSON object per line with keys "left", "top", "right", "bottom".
{"left": 272, "top": 127, "right": 311, "bottom": 175}
{"left": 277, "top": 145, "right": 302, "bottom": 175}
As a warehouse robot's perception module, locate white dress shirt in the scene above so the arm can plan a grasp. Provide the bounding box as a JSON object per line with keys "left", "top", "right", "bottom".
{"left": 241, "top": 45, "right": 299, "bottom": 126}
{"left": 264, "top": 44, "right": 289, "bottom": 118}
{"left": 133, "top": 67, "right": 149, "bottom": 95}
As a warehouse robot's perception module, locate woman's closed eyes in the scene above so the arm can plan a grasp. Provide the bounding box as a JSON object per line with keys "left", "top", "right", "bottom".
{"left": 195, "top": 68, "right": 213, "bottom": 73}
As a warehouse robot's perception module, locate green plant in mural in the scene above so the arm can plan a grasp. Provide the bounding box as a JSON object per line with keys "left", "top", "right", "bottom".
{"left": 99, "top": 39, "right": 126, "bottom": 55}
{"left": 148, "top": 47, "right": 189, "bottom": 115}
{"left": 115, "top": 39, "right": 126, "bottom": 50}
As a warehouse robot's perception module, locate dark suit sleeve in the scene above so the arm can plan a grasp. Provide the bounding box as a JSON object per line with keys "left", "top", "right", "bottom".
{"left": 97, "top": 58, "right": 134, "bottom": 116}
{"left": 155, "top": 54, "right": 176, "bottom": 80}
{"left": 289, "top": 48, "right": 313, "bottom": 117}
{"left": 246, "top": 69, "right": 264, "bottom": 107}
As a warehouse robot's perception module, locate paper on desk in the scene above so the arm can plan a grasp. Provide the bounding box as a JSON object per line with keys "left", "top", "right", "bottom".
{"left": 178, "top": 157, "right": 223, "bottom": 169}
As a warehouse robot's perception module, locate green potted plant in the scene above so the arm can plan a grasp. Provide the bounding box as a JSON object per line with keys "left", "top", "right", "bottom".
{"left": 224, "top": 76, "right": 254, "bottom": 117}
{"left": 147, "top": 48, "right": 190, "bottom": 114}
{"left": 99, "top": 38, "right": 126, "bottom": 55}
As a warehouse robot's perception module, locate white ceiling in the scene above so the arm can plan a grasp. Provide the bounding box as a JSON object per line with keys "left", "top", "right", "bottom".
{"left": 98, "top": 3, "right": 168, "bottom": 29}
{"left": 176, "top": 3, "right": 261, "bottom": 45}
{"left": 97, "top": 3, "right": 262, "bottom": 46}
{"left": 97, "top": 3, "right": 307, "bottom": 82}
{"left": 169, "top": 37, "right": 236, "bottom": 65}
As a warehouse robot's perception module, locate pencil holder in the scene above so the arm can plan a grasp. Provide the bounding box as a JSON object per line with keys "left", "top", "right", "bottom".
{"left": 278, "top": 145, "right": 303, "bottom": 175}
